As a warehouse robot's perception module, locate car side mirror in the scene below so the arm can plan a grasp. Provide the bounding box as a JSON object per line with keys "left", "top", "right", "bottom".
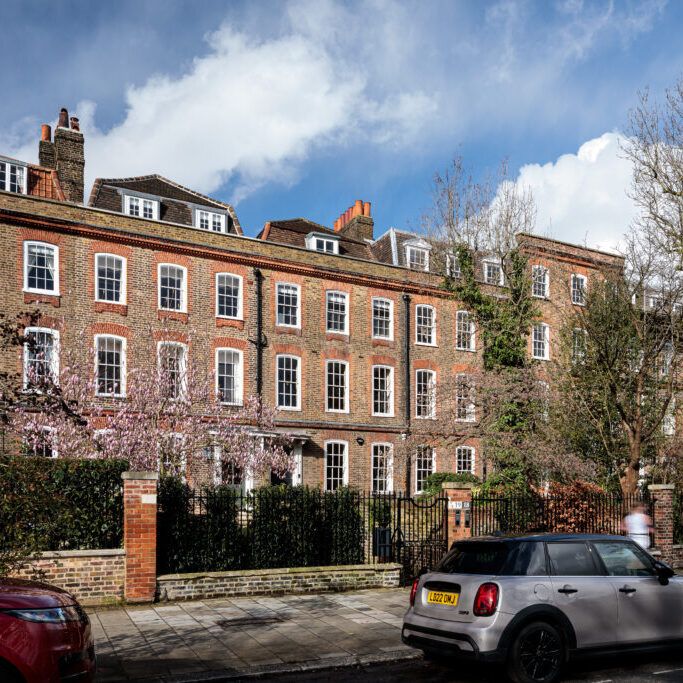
{"left": 654, "top": 560, "right": 675, "bottom": 585}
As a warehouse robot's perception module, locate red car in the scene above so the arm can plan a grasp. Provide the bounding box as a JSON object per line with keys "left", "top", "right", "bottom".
{"left": 0, "top": 578, "right": 95, "bottom": 682}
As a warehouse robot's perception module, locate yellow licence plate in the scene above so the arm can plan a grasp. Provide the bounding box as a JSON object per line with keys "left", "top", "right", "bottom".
{"left": 427, "top": 590, "right": 459, "bottom": 606}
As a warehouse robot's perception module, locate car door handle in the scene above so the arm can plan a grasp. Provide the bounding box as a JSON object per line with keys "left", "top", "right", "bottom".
{"left": 558, "top": 587, "right": 578, "bottom": 594}
{"left": 619, "top": 587, "right": 637, "bottom": 594}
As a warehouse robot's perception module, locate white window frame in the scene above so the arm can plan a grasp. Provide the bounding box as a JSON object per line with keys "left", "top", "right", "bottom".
{"left": 532, "top": 323, "right": 550, "bottom": 361}
{"left": 215, "top": 273, "right": 243, "bottom": 320}
{"left": 324, "top": 440, "right": 349, "bottom": 491}
{"left": 455, "top": 374, "right": 475, "bottom": 422}
{"left": 325, "top": 359, "right": 349, "bottom": 413}
{"left": 276, "top": 354, "right": 301, "bottom": 411}
{"left": 23, "top": 327, "right": 60, "bottom": 389}
{"left": 158, "top": 264, "right": 187, "bottom": 313}
{"left": 215, "top": 348, "right": 243, "bottom": 406}
{"left": 372, "top": 365, "right": 395, "bottom": 417}
{"left": 415, "top": 304, "right": 436, "bottom": 346}
{"left": 325, "top": 290, "right": 349, "bottom": 334}
{"left": 414, "top": 445, "right": 436, "bottom": 494}
{"left": 571, "top": 328, "right": 587, "bottom": 364}
{"left": 23, "top": 241, "right": 59, "bottom": 295}
{"left": 94, "top": 334, "right": 127, "bottom": 397}
{"left": 0, "top": 159, "right": 27, "bottom": 194}
{"left": 276, "top": 282, "right": 301, "bottom": 329}
{"left": 371, "top": 297, "right": 394, "bottom": 340}
{"left": 455, "top": 310, "right": 475, "bottom": 351}
{"left": 455, "top": 446, "right": 475, "bottom": 475}
{"left": 483, "top": 258, "right": 504, "bottom": 285}
{"left": 94, "top": 253, "right": 127, "bottom": 305}
{"left": 23, "top": 426, "right": 58, "bottom": 459}
{"left": 124, "top": 194, "right": 159, "bottom": 220}
{"left": 406, "top": 246, "right": 429, "bottom": 272}
{"left": 305, "top": 233, "right": 339, "bottom": 254}
{"left": 194, "top": 208, "right": 227, "bottom": 233}
{"left": 415, "top": 369, "right": 437, "bottom": 419}
{"left": 571, "top": 274, "right": 587, "bottom": 306}
{"left": 532, "top": 265, "right": 549, "bottom": 299}
{"left": 663, "top": 398, "right": 676, "bottom": 436}
{"left": 446, "top": 251, "right": 462, "bottom": 278}
{"left": 371, "top": 443, "right": 394, "bottom": 493}
{"left": 157, "top": 341, "right": 188, "bottom": 400}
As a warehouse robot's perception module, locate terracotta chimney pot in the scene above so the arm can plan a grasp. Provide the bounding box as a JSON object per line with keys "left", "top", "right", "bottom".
{"left": 57, "top": 108, "right": 69, "bottom": 128}
{"left": 363, "top": 201, "right": 371, "bottom": 217}
{"left": 354, "top": 199, "right": 363, "bottom": 217}
{"left": 41, "top": 124, "right": 52, "bottom": 142}
{"left": 70, "top": 117, "right": 80, "bottom": 131}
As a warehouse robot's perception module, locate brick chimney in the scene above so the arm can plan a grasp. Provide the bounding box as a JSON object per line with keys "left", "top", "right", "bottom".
{"left": 39, "top": 107, "right": 85, "bottom": 204}
{"left": 333, "top": 200, "right": 373, "bottom": 242}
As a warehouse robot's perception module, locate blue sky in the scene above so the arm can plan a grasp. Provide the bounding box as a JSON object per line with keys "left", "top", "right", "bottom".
{"left": 1, "top": 0, "right": 682, "bottom": 249}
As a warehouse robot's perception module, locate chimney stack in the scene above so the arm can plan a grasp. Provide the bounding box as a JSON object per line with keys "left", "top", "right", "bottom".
{"left": 39, "top": 106, "right": 84, "bottom": 204}
{"left": 333, "top": 199, "right": 374, "bottom": 242}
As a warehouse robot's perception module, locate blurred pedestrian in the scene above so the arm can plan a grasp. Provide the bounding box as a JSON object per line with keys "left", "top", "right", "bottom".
{"left": 622, "top": 502, "right": 653, "bottom": 549}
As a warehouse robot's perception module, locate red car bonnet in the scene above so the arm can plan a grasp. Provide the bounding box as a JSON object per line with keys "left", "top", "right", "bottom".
{"left": 0, "top": 578, "right": 75, "bottom": 610}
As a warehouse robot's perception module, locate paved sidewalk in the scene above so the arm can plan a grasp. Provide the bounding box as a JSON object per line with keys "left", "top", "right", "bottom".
{"left": 91, "top": 588, "right": 418, "bottom": 682}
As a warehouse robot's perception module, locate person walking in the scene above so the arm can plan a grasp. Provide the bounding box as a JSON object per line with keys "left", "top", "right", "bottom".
{"left": 622, "top": 502, "right": 653, "bottom": 549}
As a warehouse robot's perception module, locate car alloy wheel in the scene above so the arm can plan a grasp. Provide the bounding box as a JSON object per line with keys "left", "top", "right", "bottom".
{"left": 508, "top": 621, "right": 565, "bottom": 683}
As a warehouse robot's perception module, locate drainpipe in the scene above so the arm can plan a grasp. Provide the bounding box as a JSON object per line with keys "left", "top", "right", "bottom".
{"left": 403, "top": 293, "right": 411, "bottom": 493}
{"left": 252, "top": 268, "right": 265, "bottom": 397}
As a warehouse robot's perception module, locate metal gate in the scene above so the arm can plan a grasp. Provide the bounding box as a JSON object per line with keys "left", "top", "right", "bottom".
{"left": 382, "top": 495, "right": 449, "bottom": 584}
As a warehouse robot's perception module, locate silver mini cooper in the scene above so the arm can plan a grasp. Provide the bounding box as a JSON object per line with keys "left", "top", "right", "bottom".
{"left": 402, "top": 533, "right": 680, "bottom": 683}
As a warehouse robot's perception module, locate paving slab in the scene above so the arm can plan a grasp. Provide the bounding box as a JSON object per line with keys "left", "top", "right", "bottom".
{"left": 93, "top": 587, "right": 414, "bottom": 681}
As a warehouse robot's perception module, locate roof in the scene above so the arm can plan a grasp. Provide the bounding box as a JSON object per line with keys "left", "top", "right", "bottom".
{"left": 88, "top": 174, "right": 242, "bottom": 235}
{"left": 27, "top": 165, "right": 65, "bottom": 201}
{"left": 461, "top": 533, "right": 628, "bottom": 543}
{"left": 258, "top": 218, "right": 376, "bottom": 260}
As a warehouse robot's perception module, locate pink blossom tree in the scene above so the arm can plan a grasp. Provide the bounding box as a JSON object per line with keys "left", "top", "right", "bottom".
{"left": 11, "top": 329, "right": 294, "bottom": 482}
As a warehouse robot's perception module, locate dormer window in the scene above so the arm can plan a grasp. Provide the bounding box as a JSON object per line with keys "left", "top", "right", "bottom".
{"left": 124, "top": 195, "right": 159, "bottom": 220}
{"left": 195, "top": 209, "right": 226, "bottom": 233}
{"left": 0, "top": 159, "right": 27, "bottom": 194}
{"left": 305, "top": 233, "right": 339, "bottom": 254}
{"left": 406, "top": 246, "right": 430, "bottom": 272}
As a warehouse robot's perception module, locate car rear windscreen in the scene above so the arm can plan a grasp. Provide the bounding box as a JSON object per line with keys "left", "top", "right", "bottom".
{"left": 437, "top": 542, "right": 509, "bottom": 575}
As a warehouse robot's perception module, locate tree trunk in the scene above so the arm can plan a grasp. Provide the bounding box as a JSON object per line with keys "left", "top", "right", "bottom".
{"left": 620, "top": 463, "right": 639, "bottom": 496}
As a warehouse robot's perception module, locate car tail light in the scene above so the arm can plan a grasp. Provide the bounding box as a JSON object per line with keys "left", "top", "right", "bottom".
{"left": 410, "top": 578, "right": 420, "bottom": 606}
{"left": 473, "top": 583, "right": 498, "bottom": 616}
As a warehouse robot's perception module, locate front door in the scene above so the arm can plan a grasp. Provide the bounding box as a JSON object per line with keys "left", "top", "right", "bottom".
{"left": 547, "top": 541, "right": 618, "bottom": 648}
{"left": 591, "top": 540, "right": 683, "bottom": 643}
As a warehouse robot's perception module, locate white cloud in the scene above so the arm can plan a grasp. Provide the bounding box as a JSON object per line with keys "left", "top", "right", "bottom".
{"left": 5, "top": 16, "right": 435, "bottom": 205}
{"left": 517, "top": 132, "right": 637, "bottom": 251}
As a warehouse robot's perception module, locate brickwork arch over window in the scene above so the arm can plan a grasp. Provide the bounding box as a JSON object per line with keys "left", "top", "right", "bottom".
{"left": 24, "top": 241, "right": 59, "bottom": 295}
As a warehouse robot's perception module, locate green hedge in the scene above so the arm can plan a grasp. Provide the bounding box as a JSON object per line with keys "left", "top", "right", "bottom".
{"left": 0, "top": 456, "right": 128, "bottom": 554}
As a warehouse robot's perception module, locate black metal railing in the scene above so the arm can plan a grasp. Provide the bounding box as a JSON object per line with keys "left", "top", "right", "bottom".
{"left": 157, "top": 481, "right": 448, "bottom": 583}
{"left": 471, "top": 492, "right": 650, "bottom": 538}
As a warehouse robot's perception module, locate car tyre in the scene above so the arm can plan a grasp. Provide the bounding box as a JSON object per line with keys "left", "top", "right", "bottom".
{"left": 506, "top": 621, "right": 565, "bottom": 683}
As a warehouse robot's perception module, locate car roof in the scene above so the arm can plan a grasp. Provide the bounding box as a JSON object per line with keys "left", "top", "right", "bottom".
{"left": 461, "top": 533, "right": 628, "bottom": 543}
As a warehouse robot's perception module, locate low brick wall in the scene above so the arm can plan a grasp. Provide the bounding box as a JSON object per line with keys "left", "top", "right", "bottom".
{"left": 157, "top": 563, "right": 402, "bottom": 602}
{"left": 673, "top": 545, "right": 683, "bottom": 569}
{"left": 13, "top": 549, "right": 125, "bottom": 605}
